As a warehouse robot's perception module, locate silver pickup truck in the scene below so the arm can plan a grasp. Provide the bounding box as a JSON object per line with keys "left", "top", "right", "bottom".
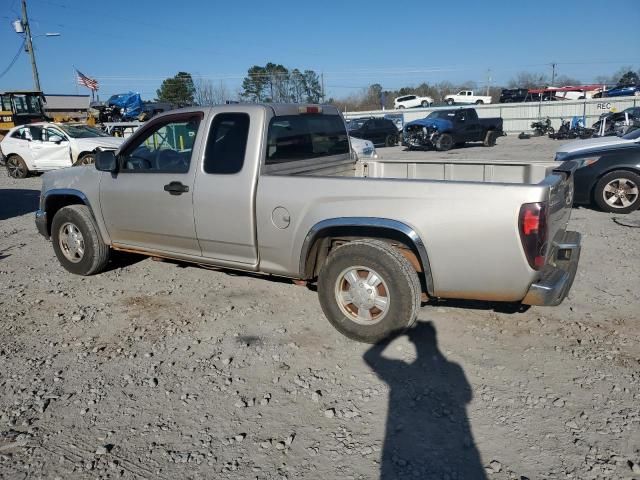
{"left": 35, "top": 104, "right": 581, "bottom": 343}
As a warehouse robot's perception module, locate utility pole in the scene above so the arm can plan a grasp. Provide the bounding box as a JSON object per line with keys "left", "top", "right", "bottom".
{"left": 320, "top": 72, "right": 325, "bottom": 104}
{"left": 550, "top": 62, "right": 557, "bottom": 86}
{"left": 21, "top": 0, "right": 41, "bottom": 91}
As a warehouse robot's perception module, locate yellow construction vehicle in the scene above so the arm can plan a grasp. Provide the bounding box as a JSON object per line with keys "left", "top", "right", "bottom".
{"left": 0, "top": 91, "right": 49, "bottom": 134}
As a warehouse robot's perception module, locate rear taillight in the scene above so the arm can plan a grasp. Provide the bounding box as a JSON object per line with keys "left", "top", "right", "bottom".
{"left": 519, "top": 202, "right": 548, "bottom": 270}
{"left": 299, "top": 106, "right": 322, "bottom": 114}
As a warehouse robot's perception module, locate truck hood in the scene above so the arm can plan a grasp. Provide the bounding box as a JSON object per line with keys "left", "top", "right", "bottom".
{"left": 74, "top": 136, "right": 125, "bottom": 151}
{"left": 404, "top": 118, "right": 452, "bottom": 131}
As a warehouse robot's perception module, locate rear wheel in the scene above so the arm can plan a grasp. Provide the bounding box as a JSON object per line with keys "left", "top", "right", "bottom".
{"left": 446, "top": 99, "right": 455, "bottom": 106}
{"left": 475, "top": 100, "right": 484, "bottom": 105}
{"left": 317, "top": 239, "right": 421, "bottom": 343}
{"left": 421, "top": 100, "right": 430, "bottom": 107}
{"left": 6, "top": 155, "right": 29, "bottom": 179}
{"left": 483, "top": 130, "right": 498, "bottom": 147}
{"left": 51, "top": 205, "right": 110, "bottom": 275}
{"left": 435, "top": 133, "right": 454, "bottom": 151}
{"left": 398, "top": 105, "right": 405, "bottom": 109}
{"left": 594, "top": 170, "right": 640, "bottom": 213}
{"left": 384, "top": 134, "right": 397, "bottom": 147}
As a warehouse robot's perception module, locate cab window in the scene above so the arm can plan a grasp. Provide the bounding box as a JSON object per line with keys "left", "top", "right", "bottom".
{"left": 120, "top": 116, "right": 201, "bottom": 173}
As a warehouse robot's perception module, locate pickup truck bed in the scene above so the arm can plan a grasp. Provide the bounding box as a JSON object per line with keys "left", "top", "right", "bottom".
{"left": 36, "top": 103, "right": 581, "bottom": 343}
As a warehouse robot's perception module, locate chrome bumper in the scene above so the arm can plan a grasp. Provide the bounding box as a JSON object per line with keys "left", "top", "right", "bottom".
{"left": 522, "top": 230, "right": 581, "bottom": 306}
{"left": 35, "top": 210, "right": 49, "bottom": 239}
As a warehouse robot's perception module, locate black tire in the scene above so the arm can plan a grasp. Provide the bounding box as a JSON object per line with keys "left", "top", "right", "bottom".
{"left": 398, "top": 105, "right": 405, "bottom": 109}
{"left": 483, "top": 130, "right": 497, "bottom": 147}
{"left": 75, "top": 153, "right": 95, "bottom": 166}
{"left": 384, "top": 134, "right": 397, "bottom": 147}
{"left": 446, "top": 99, "right": 454, "bottom": 106}
{"left": 593, "top": 170, "right": 640, "bottom": 214}
{"left": 317, "top": 239, "right": 421, "bottom": 343}
{"left": 421, "top": 100, "right": 430, "bottom": 107}
{"left": 51, "top": 205, "right": 110, "bottom": 275}
{"left": 6, "top": 155, "right": 29, "bottom": 179}
{"left": 435, "top": 133, "right": 454, "bottom": 151}
{"left": 475, "top": 100, "right": 484, "bottom": 105}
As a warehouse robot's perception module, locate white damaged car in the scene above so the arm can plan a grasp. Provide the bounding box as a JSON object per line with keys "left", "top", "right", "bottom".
{"left": 1, "top": 122, "right": 124, "bottom": 178}
{"left": 349, "top": 136, "right": 378, "bottom": 161}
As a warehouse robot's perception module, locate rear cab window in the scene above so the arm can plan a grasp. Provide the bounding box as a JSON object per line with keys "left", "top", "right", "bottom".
{"left": 265, "top": 114, "right": 349, "bottom": 165}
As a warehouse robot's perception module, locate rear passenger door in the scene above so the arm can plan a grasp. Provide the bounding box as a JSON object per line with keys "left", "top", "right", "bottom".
{"left": 193, "top": 107, "right": 264, "bottom": 265}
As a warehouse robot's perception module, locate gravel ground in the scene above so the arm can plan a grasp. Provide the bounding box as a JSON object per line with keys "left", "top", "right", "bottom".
{"left": 1, "top": 136, "right": 639, "bottom": 479}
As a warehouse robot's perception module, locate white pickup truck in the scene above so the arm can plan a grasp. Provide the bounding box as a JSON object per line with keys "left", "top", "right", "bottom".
{"left": 36, "top": 104, "right": 581, "bottom": 343}
{"left": 445, "top": 90, "right": 493, "bottom": 105}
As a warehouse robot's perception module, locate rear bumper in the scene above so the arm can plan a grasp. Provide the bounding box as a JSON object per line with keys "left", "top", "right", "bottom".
{"left": 35, "top": 210, "right": 49, "bottom": 239}
{"left": 521, "top": 230, "right": 581, "bottom": 306}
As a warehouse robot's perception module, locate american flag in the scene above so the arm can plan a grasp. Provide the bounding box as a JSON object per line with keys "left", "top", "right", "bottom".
{"left": 76, "top": 69, "right": 99, "bottom": 91}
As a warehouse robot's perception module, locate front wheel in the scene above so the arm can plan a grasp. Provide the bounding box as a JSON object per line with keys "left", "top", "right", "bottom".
{"left": 421, "top": 100, "right": 430, "bottom": 108}
{"left": 74, "top": 153, "right": 95, "bottom": 166}
{"left": 398, "top": 105, "right": 405, "bottom": 109}
{"left": 51, "top": 205, "right": 110, "bottom": 275}
{"left": 594, "top": 170, "right": 640, "bottom": 213}
{"left": 317, "top": 239, "right": 421, "bottom": 343}
{"left": 6, "top": 155, "right": 29, "bottom": 179}
{"left": 435, "top": 133, "right": 454, "bottom": 151}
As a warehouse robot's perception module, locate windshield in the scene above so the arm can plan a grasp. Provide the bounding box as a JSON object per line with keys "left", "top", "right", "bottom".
{"left": 58, "top": 124, "right": 110, "bottom": 138}
{"left": 11, "top": 94, "right": 43, "bottom": 114}
{"left": 426, "top": 110, "right": 455, "bottom": 120}
{"left": 347, "top": 119, "right": 367, "bottom": 130}
{"left": 622, "top": 128, "right": 640, "bottom": 140}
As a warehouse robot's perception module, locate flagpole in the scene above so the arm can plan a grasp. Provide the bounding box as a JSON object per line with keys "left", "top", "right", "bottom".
{"left": 73, "top": 67, "right": 78, "bottom": 94}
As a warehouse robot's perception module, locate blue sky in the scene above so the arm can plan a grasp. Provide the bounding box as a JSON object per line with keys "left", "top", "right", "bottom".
{"left": 1, "top": 0, "right": 639, "bottom": 100}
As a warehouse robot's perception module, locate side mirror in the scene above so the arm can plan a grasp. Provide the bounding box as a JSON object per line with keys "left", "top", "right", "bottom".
{"left": 49, "top": 135, "right": 64, "bottom": 144}
{"left": 95, "top": 150, "right": 117, "bottom": 172}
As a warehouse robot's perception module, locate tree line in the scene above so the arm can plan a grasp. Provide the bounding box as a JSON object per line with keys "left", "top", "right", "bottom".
{"left": 154, "top": 65, "right": 639, "bottom": 110}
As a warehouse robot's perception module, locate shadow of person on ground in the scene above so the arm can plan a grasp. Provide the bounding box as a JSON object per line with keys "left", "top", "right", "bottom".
{"left": 364, "top": 321, "right": 486, "bottom": 479}
{"left": 0, "top": 189, "right": 40, "bottom": 221}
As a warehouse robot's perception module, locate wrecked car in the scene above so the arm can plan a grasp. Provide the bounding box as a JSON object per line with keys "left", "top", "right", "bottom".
{"left": 403, "top": 108, "right": 503, "bottom": 151}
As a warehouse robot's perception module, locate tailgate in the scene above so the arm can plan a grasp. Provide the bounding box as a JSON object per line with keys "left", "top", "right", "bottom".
{"left": 544, "top": 159, "right": 579, "bottom": 260}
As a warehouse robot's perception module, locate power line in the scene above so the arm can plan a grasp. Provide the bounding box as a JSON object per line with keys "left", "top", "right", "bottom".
{"left": 0, "top": 40, "right": 26, "bottom": 80}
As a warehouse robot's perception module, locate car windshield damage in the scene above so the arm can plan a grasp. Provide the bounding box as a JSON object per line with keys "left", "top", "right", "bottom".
{"left": 59, "top": 124, "right": 110, "bottom": 138}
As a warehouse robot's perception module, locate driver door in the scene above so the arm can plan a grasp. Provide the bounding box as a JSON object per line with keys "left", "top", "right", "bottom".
{"left": 28, "top": 126, "right": 71, "bottom": 169}
{"left": 99, "top": 112, "right": 204, "bottom": 257}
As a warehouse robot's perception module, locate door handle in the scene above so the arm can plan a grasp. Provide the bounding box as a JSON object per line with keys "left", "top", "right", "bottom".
{"left": 163, "top": 181, "right": 189, "bottom": 195}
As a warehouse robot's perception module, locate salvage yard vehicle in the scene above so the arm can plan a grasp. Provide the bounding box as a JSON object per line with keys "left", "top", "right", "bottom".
{"left": 36, "top": 104, "right": 581, "bottom": 343}
{"left": 348, "top": 117, "right": 399, "bottom": 147}
{"left": 444, "top": 90, "right": 492, "bottom": 105}
{"left": 349, "top": 136, "right": 378, "bottom": 161}
{"left": 0, "top": 91, "right": 48, "bottom": 133}
{"left": 555, "top": 128, "right": 640, "bottom": 162}
{"left": 1, "top": 122, "right": 124, "bottom": 178}
{"left": 561, "top": 145, "right": 640, "bottom": 213}
{"left": 393, "top": 95, "right": 434, "bottom": 109}
{"left": 403, "top": 108, "right": 503, "bottom": 151}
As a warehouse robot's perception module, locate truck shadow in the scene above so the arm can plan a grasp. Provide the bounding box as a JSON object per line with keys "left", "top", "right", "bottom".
{"left": 0, "top": 189, "right": 40, "bottom": 221}
{"left": 364, "top": 321, "right": 487, "bottom": 479}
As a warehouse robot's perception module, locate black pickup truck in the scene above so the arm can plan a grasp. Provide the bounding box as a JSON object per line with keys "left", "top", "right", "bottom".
{"left": 403, "top": 108, "right": 504, "bottom": 151}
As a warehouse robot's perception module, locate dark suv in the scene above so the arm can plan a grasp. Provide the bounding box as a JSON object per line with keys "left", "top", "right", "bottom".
{"left": 348, "top": 117, "right": 399, "bottom": 147}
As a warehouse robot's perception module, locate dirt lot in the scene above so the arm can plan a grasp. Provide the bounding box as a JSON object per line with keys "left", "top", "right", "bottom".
{"left": 1, "top": 136, "right": 639, "bottom": 479}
